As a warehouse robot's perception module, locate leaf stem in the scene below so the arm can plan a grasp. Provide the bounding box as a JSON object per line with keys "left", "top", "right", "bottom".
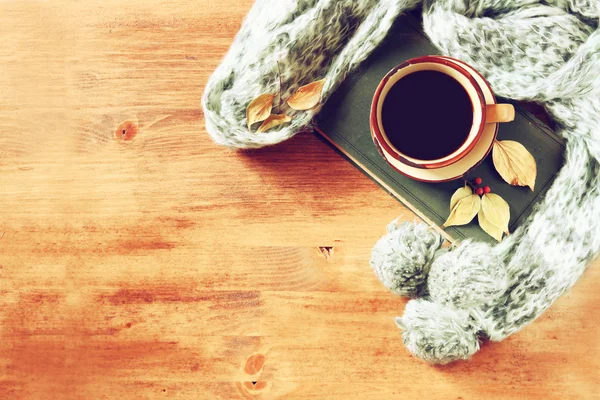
{"left": 463, "top": 178, "right": 476, "bottom": 190}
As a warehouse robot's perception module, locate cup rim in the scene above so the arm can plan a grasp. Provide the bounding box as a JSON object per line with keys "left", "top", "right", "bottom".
{"left": 370, "top": 55, "right": 487, "bottom": 170}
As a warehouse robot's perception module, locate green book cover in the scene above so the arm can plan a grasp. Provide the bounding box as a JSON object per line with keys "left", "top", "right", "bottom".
{"left": 314, "top": 13, "right": 564, "bottom": 243}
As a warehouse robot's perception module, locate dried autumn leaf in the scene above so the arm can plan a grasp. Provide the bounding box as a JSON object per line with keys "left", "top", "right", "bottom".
{"left": 450, "top": 186, "right": 473, "bottom": 211}
{"left": 257, "top": 114, "right": 292, "bottom": 133}
{"left": 287, "top": 79, "right": 326, "bottom": 110}
{"left": 443, "top": 194, "right": 481, "bottom": 228}
{"left": 492, "top": 140, "right": 537, "bottom": 191}
{"left": 246, "top": 94, "right": 275, "bottom": 130}
{"left": 478, "top": 209, "right": 504, "bottom": 242}
{"left": 481, "top": 193, "right": 510, "bottom": 235}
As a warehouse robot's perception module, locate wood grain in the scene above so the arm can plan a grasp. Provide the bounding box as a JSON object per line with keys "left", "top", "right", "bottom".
{"left": 0, "top": 1, "right": 598, "bottom": 399}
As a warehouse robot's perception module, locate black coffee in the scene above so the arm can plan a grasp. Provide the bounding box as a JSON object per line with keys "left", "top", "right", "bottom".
{"left": 381, "top": 70, "right": 473, "bottom": 160}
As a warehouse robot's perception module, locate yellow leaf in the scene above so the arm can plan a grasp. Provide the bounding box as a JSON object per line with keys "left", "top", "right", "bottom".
{"left": 287, "top": 79, "right": 326, "bottom": 110}
{"left": 443, "top": 194, "right": 481, "bottom": 228}
{"left": 481, "top": 193, "right": 510, "bottom": 234}
{"left": 478, "top": 209, "right": 504, "bottom": 242}
{"left": 492, "top": 140, "right": 537, "bottom": 191}
{"left": 450, "top": 186, "right": 473, "bottom": 211}
{"left": 246, "top": 94, "right": 275, "bottom": 130}
{"left": 257, "top": 114, "right": 292, "bottom": 133}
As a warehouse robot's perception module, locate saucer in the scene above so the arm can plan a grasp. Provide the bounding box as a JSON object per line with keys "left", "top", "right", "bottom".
{"left": 375, "top": 120, "right": 497, "bottom": 182}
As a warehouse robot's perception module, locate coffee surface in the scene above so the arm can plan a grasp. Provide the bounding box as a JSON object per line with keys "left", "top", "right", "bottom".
{"left": 381, "top": 70, "right": 473, "bottom": 161}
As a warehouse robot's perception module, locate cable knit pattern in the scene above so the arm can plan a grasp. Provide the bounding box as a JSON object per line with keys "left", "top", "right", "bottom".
{"left": 202, "top": 0, "right": 600, "bottom": 363}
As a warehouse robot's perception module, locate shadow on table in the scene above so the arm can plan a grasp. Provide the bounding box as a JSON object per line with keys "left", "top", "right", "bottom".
{"left": 235, "top": 130, "right": 381, "bottom": 201}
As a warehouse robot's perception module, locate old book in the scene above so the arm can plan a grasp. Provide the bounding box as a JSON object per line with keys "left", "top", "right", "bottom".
{"left": 314, "top": 13, "right": 564, "bottom": 243}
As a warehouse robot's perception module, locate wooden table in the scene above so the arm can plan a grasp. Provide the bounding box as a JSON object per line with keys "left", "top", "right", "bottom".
{"left": 1, "top": 1, "right": 598, "bottom": 398}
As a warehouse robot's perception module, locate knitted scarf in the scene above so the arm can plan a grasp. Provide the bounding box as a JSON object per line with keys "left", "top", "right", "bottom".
{"left": 202, "top": 0, "right": 600, "bottom": 364}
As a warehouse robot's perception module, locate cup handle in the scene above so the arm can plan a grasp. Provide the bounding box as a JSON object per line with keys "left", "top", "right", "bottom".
{"left": 486, "top": 104, "right": 515, "bottom": 123}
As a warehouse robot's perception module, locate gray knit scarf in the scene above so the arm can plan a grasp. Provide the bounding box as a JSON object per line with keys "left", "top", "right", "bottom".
{"left": 202, "top": 0, "right": 600, "bottom": 364}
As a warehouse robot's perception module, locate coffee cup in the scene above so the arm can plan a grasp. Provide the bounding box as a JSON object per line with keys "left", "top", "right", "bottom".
{"left": 370, "top": 56, "right": 514, "bottom": 182}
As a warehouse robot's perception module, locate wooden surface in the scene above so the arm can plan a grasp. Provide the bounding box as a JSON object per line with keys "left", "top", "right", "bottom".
{"left": 0, "top": 1, "right": 598, "bottom": 399}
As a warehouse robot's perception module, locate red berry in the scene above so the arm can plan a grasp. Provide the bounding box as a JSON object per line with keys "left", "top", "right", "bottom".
{"left": 475, "top": 188, "right": 484, "bottom": 196}
{"left": 483, "top": 186, "right": 491, "bottom": 194}
{"left": 474, "top": 177, "right": 483, "bottom": 185}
